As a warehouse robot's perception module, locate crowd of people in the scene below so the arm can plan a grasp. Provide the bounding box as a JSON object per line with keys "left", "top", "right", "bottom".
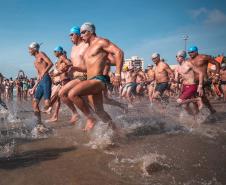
{"left": 0, "top": 74, "right": 35, "bottom": 101}
{"left": 1, "top": 22, "right": 226, "bottom": 133}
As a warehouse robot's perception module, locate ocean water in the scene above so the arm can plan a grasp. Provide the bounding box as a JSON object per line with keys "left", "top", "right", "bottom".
{"left": 0, "top": 99, "right": 226, "bottom": 185}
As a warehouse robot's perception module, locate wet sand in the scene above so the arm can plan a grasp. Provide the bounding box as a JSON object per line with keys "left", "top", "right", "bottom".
{"left": 0, "top": 99, "right": 226, "bottom": 185}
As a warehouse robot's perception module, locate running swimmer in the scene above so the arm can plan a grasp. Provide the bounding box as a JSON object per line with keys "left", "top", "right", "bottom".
{"left": 47, "top": 46, "right": 71, "bottom": 122}
{"left": 187, "top": 46, "right": 220, "bottom": 114}
{"left": 68, "top": 22, "right": 124, "bottom": 131}
{"left": 151, "top": 53, "right": 174, "bottom": 102}
{"left": 28, "top": 42, "right": 53, "bottom": 131}
{"left": 175, "top": 50, "right": 204, "bottom": 115}
{"left": 58, "top": 26, "right": 88, "bottom": 124}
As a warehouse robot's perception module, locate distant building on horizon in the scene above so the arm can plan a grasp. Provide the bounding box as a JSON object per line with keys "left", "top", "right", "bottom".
{"left": 123, "top": 56, "right": 144, "bottom": 70}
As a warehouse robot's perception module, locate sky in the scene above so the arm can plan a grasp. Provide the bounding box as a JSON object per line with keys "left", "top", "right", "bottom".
{"left": 0, "top": 0, "right": 226, "bottom": 78}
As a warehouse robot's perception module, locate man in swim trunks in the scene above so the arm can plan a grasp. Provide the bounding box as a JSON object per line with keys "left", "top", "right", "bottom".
{"left": 135, "top": 67, "right": 147, "bottom": 96}
{"left": 68, "top": 22, "right": 123, "bottom": 131}
{"left": 28, "top": 42, "right": 53, "bottom": 130}
{"left": 146, "top": 65, "right": 155, "bottom": 102}
{"left": 58, "top": 26, "right": 88, "bottom": 124}
{"left": 187, "top": 46, "right": 220, "bottom": 114}
{"left": 121, "top": 66, "right": 137, "bottom": 103}
{"left": 175, "top": 50, "right": 204, "bottom": 114}
{"left": 151, "top": 53, "right": 174, "bottom": 101}
{"left": 47, "top": 46, "right": 72, "bottom": 122}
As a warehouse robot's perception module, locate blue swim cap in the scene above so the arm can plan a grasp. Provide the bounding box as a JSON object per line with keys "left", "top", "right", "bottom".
{"left": 188, "top": 46, "right": 198, "bottom": 53}
{"left": 70, "top": 26, "right": 80, "bottom": 36}
{"left": 54, "top": 46, "right": 64, "bottom": 53}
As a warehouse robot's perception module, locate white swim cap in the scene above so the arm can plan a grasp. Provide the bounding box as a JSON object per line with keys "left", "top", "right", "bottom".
{"left": 29, "top": 42, "right": 40, "bottom": 50}
{"left": 176, "top": 50, "right": 187, "bottom": 58}
{"left": 151, "top": 52, "right": 160, "bottom": 59}
{"left": 80, "top": 22, "right": 96, "bottom": 33}
{"left": 210, "top": 65, "right": 216, "bottom": 70}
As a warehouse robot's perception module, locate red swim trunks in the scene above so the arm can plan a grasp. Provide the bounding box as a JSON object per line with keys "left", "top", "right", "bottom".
{"left": 179, "top": 84, "right": 197, "bottom": 100}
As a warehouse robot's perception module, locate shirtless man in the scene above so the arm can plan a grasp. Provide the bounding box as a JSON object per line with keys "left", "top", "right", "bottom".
{"left": 47, "top": 46, "right": 71, "bottom": 122}
{"left": 146, "top": 65, "right": 155, "bottom": 102}
{"left": 151, "top": 53, "right": 174, "bottom": 101}
{"left": 68, "top": 22, "right": 123, "bottom": 131}
{"left": 28, "top": 42, "right": 53, "bottom": 129}
{"left": 9, "top": 77, "right": 14, "bottom": 100}
{"left": 15, "top": 78, "right": 23, "bottom": 101}
{"left": 58, "top": 26, "right": 88, "bottom": 123}
{"left": 136, "top": 67, "right": 147, "bottom": 96}
{"left": 187, "top": 46, "right": 220, "bottom": 114}
{"left": 220, "top": 63, "right": 226, "bottom": 101}
{"left": 175, "top": 50, "right": 204, "bottom": 114}
{"left": 121, "top": 66, "right": 137, "bottom": 103}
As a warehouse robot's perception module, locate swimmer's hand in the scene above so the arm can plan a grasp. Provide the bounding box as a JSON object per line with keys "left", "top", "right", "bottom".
{"left": 197, "top": 85, "right": 203, "bottom": 96}
{"left": 29, "top": 88, "right": 35, "bottom": 95}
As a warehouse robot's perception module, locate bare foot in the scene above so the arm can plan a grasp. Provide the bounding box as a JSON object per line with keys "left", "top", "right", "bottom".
{"left": 42, "top": 107, "right": 52, "bottom": 114}
{"left": 46, "top": 117, "right": 58, "bottom": 123}
{"left": 69, "top": 114, "right": 80, "bottom": 124}
{"left": 83, "top": 118, "right": 95, "bottom": 131}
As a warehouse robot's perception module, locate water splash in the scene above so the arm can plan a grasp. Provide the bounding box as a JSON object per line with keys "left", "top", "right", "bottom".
{"left": 85, "top": 121, "right": 115, "bottom": 149}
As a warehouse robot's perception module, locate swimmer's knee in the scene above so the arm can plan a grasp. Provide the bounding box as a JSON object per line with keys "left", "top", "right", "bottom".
{"left": 58, "top": 89, "right": 66, "bottom": 98}
{"left": 68, "top": 91, "right": 74, "bottom": 101}
{"left": 68, "top": 91, "right": 79, "bottom": 101}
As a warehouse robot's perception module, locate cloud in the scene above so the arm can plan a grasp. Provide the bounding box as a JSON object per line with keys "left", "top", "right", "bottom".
{"left": 190, "top": 8, "right": 226, "bottom": 24}
{"left": 190, "top": 7, "right": 207, "bottom": 18}
{"left": 125, "top": 22, "right": 226, "bottom": 67}
{"left": 204, "top": 9, "right": 226, "bottom": 24}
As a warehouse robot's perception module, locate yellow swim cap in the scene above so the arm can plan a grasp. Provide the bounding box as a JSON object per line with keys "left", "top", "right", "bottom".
{"left": 123, "top": 66, "right": 129, "bottom": 71}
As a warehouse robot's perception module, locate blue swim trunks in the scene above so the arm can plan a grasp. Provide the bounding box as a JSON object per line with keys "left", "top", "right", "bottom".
{"left": 155, "top": 82, "right": 169, "bottom": 96}
{"left": 34, "top": 74, "right": 52, "bottom": 101}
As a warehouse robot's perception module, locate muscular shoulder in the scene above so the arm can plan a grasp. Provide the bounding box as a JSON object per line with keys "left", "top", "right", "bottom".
{"left": 184, "top": 60, "right": 192, "bottom": 67}
{"left": 39, "top": 51, "right": 48, "bottom": 58}
{"left": 198, "top": 54, "right": 212, "bottom": 60}
{"left": 96, "top": 37, "right": 110, "bottom": 47}
{"left": 161, "top": 61, "right": 170, "bottom": 69}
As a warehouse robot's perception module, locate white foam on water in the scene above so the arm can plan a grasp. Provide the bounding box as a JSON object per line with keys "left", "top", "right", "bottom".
{"left": 0, "top": 140, "right": 16, "bottom": 158}
{"left": 108, "top": 152, "right": 169, "bottom": 182}
{"left": 6, "top": 112, "right": 21, "bottom": 123}
{"left": 85, "top": 121, "right": 115, "bottom": 149}
{"left": 140, "top": 153, "right": 168, "bottom": 176}
{"left": 184, "top": 177, "right": 223, "bottom": 185}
